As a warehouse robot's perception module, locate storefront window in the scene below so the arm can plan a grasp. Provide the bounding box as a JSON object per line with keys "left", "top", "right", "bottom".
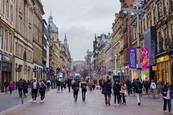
{"left": 157, "top": 61, "right": 171, "bottom": 83}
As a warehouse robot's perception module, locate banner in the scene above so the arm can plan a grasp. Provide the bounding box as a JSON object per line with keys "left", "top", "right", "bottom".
{"left": 103, "top": 66, "right": 106, "bottom": 75}
{"left": 144, "top": 27, "right": 156, "bottom": 66}
{"left": 128, "top": 48, "right": 137, "bottom": 68}
{"left": 98, "top": 67, "right": 101, "bottom": 76}
{"left": 141, "top": 48, "right": 149, "bottom": 69}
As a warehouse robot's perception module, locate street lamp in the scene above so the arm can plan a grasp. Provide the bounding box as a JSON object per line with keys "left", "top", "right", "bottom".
{"left": 121, "top": 0, "right": 144, "bottom": 79}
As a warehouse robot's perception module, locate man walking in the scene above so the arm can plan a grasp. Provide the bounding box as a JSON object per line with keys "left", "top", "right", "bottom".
{"left": 113, "top": 80, "right": 121, "bottom": 105}
{"left": 67, "top": 78, "right": 72, "bottom": 93}
{"left": 134, "top": 78, "right": 143, "bottom": 106}
{"left": 81, "top": 79, "right": 87, "bottom": 102}
{"left": 18, "top": 79, "right": 24, "bottom": 97}
{"left": 72, "top": 79, "right": 79, "bottom": 102}
{"left": 126, "top": 79, "right": 132, "bottom": 96}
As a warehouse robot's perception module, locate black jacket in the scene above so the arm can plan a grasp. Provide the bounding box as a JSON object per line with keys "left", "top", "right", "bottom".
{"left": 113, "top": 82, "right": 121, "bottom": 94}
{"left": 72, "top": 81, "right": 79, "bottom": 91}
{"left": 102, "top": 80, "right": 112, "bottom": 94}
{"left": 18, "top": 80, "right": 24, "bottom": 89}
{"left": 134, "top": 80, "right": 143, "bottom": 94}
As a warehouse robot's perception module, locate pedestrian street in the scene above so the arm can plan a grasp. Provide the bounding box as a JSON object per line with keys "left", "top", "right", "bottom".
{"left": 1, "top": 89, "right": 168, "bottom": 115}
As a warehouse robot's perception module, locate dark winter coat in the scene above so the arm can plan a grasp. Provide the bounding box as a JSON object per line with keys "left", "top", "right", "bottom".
{"left": 18, "top": 80, "right": 24, "bottom": 89}
{"left": 72, "top": 81, "right": 79, "bottom": 92}
{"left": 102, "top": 80, "right": 112, "bottom": 95}
{"left": 126, "top": 80, "right": 132, "bottom": 90}
{"left": 134, "top": 80, "right": 143, "bottom": 94}
{"left": 113, "top": 82, "right": 121, "bottom": 94}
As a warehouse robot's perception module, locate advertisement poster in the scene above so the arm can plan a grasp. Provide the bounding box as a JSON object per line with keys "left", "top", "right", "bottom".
{"left": 128, "top": 48, "right": 137, "bottom": 68}
{"left": 141, "top": 48, "right": 149, "bottom": 69}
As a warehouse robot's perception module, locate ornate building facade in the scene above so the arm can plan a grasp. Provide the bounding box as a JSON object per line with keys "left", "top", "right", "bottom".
{"left": 0, "top": 0, "right": 15, "bottom": 91}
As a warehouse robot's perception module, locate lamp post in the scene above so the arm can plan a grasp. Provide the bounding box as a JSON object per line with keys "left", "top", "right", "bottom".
{"left": 121, "top": 0, "right": 144, "bottom": 79}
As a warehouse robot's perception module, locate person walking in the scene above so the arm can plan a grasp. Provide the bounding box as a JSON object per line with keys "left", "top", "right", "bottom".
{"left": 126, "top": 79, "right": 132, "bottom": 96}
{"left": 72, "top": 79, "right": 80, "bottom": 102}
{"left": 4, "top": 81, "right": 8, "bottom": 94}
{"left": 46, "top": 79, "right": 51, "bottom": 91}
{"left": 67, "top": 78, "right": 72, "bottom": 93}
{"left": 150, "top": 80, "right": 156, "bottom": 98}
{"left": 120, "top": 82, "right": 127, "bottom": 104}
{"left": 23, "top": 79, "right": 28, "bottom": 97}
{"left": 113, "top": 80, "right": 121, "bottom": 105}
{"left": 39, "top": 80, "right": 47, "bottom": 103}
{"left": 18, "top": 79, "right": 24, "bottom": 97}
{"left": 143, "top": 80, "right": 150, "bottom": 95}
{"left": 134, "top": 78, "right": 143, "bottom": 106}
{"left": 161, "top": 82, "right": 172, "bottom": 113}
{"left": 81, "top": 79, "right": 87, "bottom": 102}
{"left": 8, "top": 81, "right": 14, "bottom": 94}
{"left": 102, "top": 76, "right": 112, "bottom": 106}
{"left": 31, "top": 79, "right": 40, "bottom": 102}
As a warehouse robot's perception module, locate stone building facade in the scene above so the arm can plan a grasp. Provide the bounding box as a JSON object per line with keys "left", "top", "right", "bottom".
{"left": 14, "top": 0, "right": 44, "bottom": 82}
{"left": 48, "top": 16, "right": 71, "bottom": 78}
{"left": 32, "top": 0, "right": 44, "bottom": 80}
{"left": 0, "top": 0, "right": 15, "bottom": 91}
{"left": 138, "top": 0, "right": 173, "bottom": 82}
{"left": 93, "top": 34, "right": 112, "bottom": 78}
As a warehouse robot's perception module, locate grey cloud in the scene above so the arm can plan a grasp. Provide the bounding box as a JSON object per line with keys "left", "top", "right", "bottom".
{"left": 42, "top": 0, "right": 120, "bottom": 60}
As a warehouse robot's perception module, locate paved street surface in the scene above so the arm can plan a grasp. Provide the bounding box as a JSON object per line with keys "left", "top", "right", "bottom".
{"left": 1, "top": 89, "right": 171, "bottom": 115}
{"left": 0, "top": 90, "right": 31, "bottom": 112}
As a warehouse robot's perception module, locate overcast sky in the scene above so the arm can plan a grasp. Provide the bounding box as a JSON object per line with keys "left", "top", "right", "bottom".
{"left": 42, "top": 0, "right": 121, "bottom": 61}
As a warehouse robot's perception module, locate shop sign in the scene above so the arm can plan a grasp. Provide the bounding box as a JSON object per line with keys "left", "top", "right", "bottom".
{"left": 156, "top": 55, "right": 169, "bottom": 63}
{"left": 152, "top": 66, "right": 157, "bottom": 71}
{"left": 141, "top": 48, "right": 149, "bottom": 69}
{"left": 128, "top": 48, "right": 137, "bottom": 68}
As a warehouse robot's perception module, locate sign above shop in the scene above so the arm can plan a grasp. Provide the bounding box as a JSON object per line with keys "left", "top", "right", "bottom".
{"left": 152, "top": 66, "right": 157, "bottom": 71}
{"left": 156, "top": 55, "right": 169, "bottom": 63}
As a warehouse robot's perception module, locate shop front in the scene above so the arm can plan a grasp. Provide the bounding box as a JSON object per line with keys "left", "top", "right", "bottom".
{"left": 14, "top": 57, "right": 33, "bottom": 82}
{"left": 0, "top": 53, "right": 13, "bottom": 92}
{"left": 130, "top": 69, "right": 138, "bottom": 80}
{"left": 156, "top": 55, "right": 171, "bottom": 83}
{"left": 33, "top": 64, "right": 43, "bottom": 80}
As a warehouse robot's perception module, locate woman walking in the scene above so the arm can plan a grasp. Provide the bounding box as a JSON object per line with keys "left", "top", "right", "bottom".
{"left": 161, "top": 82, "right": 172, "bottom": 113}
{"left": 39, "top": 80, "right": 47, "bottom": 103}
{"left": 102, "top": 76, "right": 112, "bottom": 106}
{"left": 8, "top": 81, "right": 14, "bottom": 94}
{"left": 120, "top": 82, "right": 127, "bottom": 104}
{"left": 31, "top": 79, "right": 40, "bottom": 102}
{"left": 81, "top": 79, "right": 87, "bottom": 102}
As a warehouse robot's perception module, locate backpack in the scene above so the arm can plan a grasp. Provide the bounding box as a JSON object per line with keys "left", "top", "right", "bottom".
{"left": 40, "top": 83, "right": 46, "bottom": 92}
